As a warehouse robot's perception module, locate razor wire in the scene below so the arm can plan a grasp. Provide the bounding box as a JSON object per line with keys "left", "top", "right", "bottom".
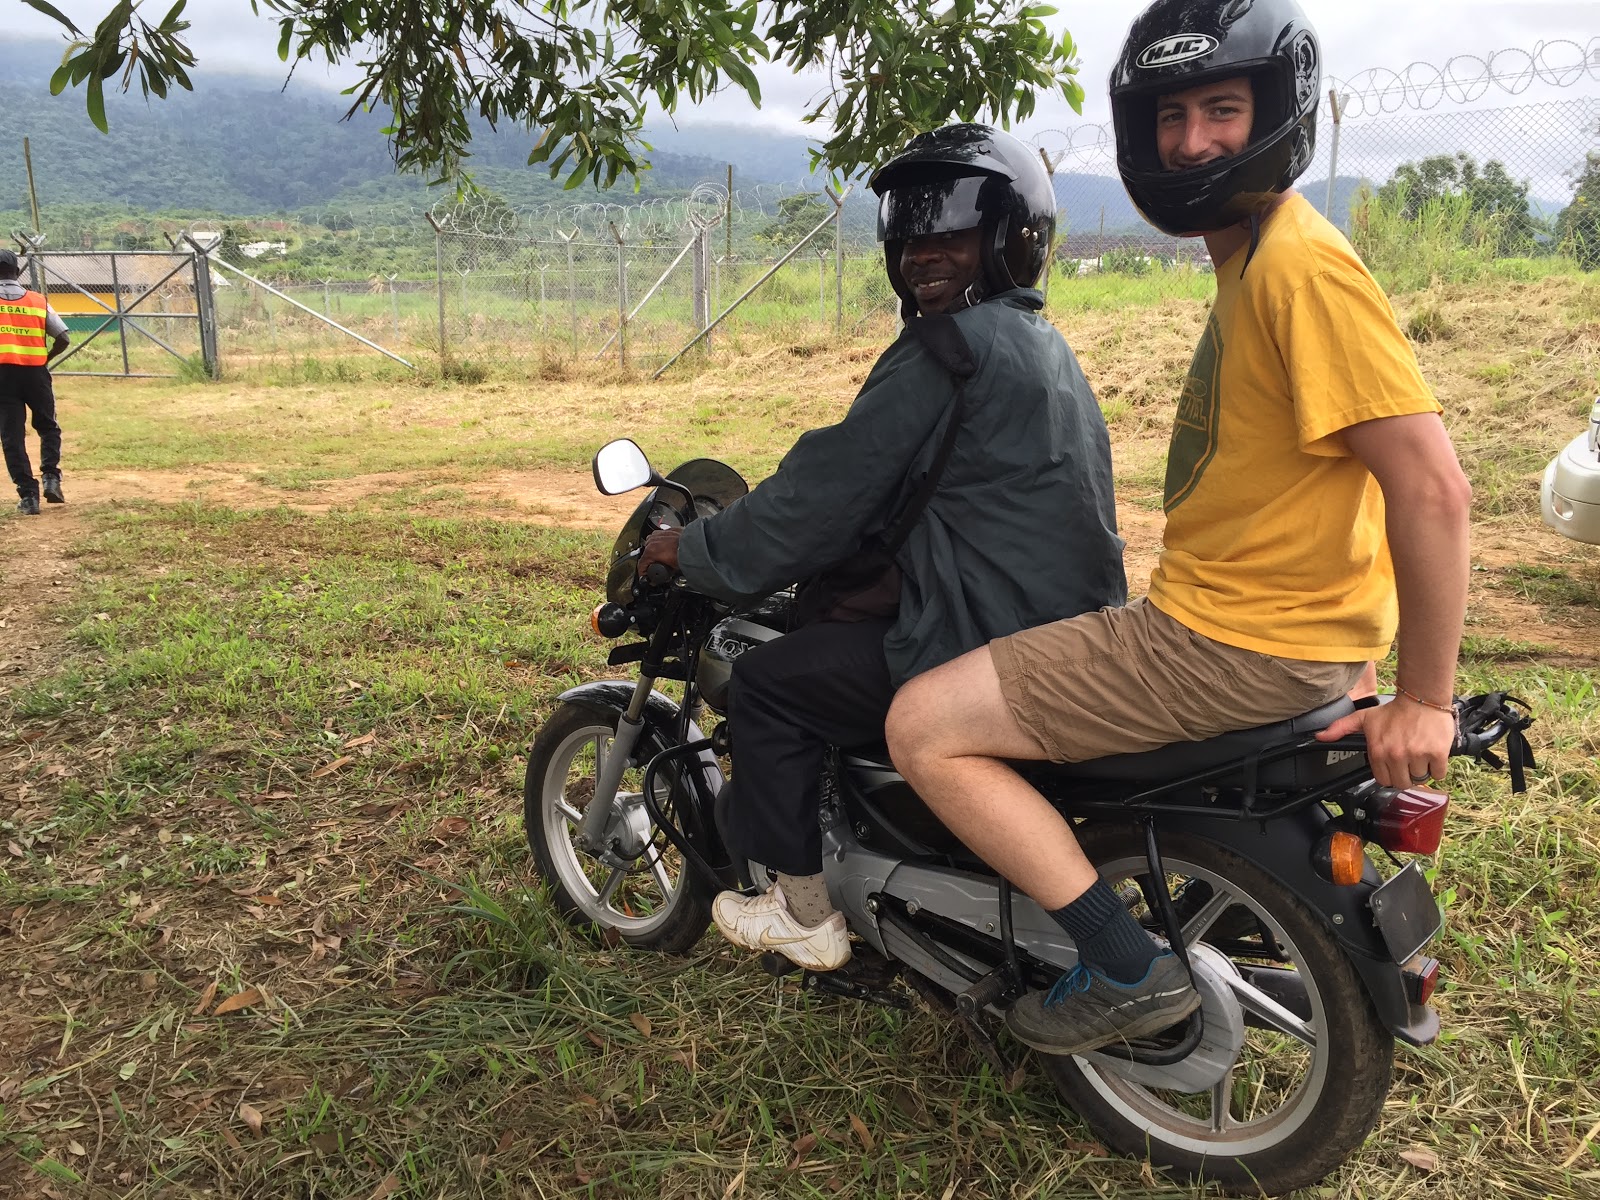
{"left": 1329, "top": 39, "right": 1600, "bottom": 118}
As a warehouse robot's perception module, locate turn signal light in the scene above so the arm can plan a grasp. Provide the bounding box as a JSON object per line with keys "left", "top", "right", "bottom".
{"left": 1366, "top": 788, "right": 1450, "bottom": 855}
{"left": 1312, "top": 829, "right": 1367, "bottom": 886}
{"left": 591, "top": 602, "right": 630, "bottom": 638}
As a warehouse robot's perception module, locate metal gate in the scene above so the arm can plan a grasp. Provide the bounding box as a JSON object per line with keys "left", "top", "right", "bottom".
{"left": 13, "top": 232, "right": 220, "bottom": 379}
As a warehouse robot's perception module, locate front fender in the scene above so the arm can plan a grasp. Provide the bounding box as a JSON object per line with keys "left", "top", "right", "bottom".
{"left": 1159, "top": 807, "right": 1439, "bottom": 1046}
{"left": 554, "top": 681, "right": 727, "bottom": 793}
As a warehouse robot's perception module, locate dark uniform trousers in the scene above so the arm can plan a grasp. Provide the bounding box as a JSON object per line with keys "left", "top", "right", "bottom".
{"left": 718, "top": 617, "right": 898, "bottom": 877}
{"left": 0, "top": 364, "right": 61, "bottom": 497}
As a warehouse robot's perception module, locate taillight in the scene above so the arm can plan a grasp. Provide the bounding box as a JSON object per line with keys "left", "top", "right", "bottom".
{"left": 1364, "top": 787, "right": 1450, "bottom": 854}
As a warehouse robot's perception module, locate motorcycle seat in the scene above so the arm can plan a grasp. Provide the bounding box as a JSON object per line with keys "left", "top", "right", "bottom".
{"left": 844, "top": 697, "right": 1364, "bottom": 791}
{"left": 1029, "top": 696, "right": 1362, "bottom": 789}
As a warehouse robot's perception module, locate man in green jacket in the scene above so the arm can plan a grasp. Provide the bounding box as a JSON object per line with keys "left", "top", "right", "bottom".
{"left": 637, "top": 125, "right": 1127, "bottom": 970}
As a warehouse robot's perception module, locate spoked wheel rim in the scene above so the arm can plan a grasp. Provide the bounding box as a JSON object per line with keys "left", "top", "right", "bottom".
{"left": 539, "top": 721, "right": 688, "bottom": 935}
{"left": 1071, "top": 852, "right": 1332, "bottom": 1157}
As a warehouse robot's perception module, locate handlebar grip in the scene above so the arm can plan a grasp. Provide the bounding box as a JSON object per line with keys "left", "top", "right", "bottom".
{"left": 644, "top": 562, "right": 674, "bottom": 587}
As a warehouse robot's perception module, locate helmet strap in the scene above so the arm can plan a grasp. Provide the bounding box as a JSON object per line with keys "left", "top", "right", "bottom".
{"left": 1241, "top": 210, "right": 1263, "bottom": 276}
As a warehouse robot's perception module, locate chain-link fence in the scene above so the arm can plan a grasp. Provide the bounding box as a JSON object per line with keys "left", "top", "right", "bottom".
{"left": 16, "top": 42, "right": 1598, "bottom": 378}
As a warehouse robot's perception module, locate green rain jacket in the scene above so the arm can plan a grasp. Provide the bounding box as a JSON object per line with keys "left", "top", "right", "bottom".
{"left": 677, "top": 288, "right": 1126, "bottom": 686}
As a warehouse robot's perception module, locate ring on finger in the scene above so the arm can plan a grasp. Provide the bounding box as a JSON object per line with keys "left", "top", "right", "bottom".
{"left": 1408, "top": 772, "right": 1430, "bottom": 784}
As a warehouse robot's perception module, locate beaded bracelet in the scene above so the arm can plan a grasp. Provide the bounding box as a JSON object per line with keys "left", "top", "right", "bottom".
{"left": 1395, "top": 685, "right": 1454, "bottom": 714}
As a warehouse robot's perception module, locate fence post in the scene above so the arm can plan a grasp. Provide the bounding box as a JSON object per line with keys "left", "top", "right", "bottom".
{"left": 817, "top": 245, "right": 827, "bottom": 323}
{"left": 323, "top": 278, "right": 332, "bottom": 317}
{"left": 610, "top": 221, "right": 628, "bottom": 370}
{"left": 181, "top": 231, "right": 221, "bottom": 379}
{"left": 560, "top": 229, "right": 579, "bottom": 356}
{"left": 1037, "top": 147, "right": 1061, "bottom": 304}
{"left": 1325, "top": 89, "right": 1348, "bottom": 226}
{"left": 827, "top": 183, "right": 846, "bottom": 333}
{"left": 388, "top": 273, "right": 400, "bottom": 340}
{"left": 425, "top": 212, "right": 448, "bottom": 363}
{"left": 692, "top": 225, "right": 710, "bottom": 334}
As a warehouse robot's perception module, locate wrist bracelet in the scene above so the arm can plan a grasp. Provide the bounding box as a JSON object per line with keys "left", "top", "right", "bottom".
{"left": 1396, "top": 685, "right": 1454, "bottom": 714}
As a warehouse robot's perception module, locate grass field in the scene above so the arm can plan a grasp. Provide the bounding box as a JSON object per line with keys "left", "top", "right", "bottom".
{"left": 2, "top": 274, "right": 1599, "bottom": 1200}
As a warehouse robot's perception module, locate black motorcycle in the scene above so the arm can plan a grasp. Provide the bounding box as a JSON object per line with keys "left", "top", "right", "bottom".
{"left": 523, "top": 439, "right": 1533, "bottom": 1196}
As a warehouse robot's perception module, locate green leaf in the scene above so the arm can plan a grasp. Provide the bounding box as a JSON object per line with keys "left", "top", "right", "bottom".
{"left": 19, "top": 0, "right": 81, "bottom": 35}
{"left": 48, "top": 62, "right": 72, "bottom": 96}
{"left": 30, "top": 1159, "right": 82, "bottom": 1185}
{"left": 276, "top": 21, "right": 293, "bottom": 61}
{"left": 86, "top": 76, "right": 108, "bottom": 133}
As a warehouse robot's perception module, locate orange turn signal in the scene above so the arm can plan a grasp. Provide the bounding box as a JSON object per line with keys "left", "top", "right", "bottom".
{"left": 1324, "top": 830, "right": 1367, "bottom": 886}
{"left": 591, "top": 603, "right": 607, "bottom": 636}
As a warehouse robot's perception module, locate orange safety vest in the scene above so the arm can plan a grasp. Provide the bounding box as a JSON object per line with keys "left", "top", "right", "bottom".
{"left": 0, "top": 289, "right": 50, "bottom": 366}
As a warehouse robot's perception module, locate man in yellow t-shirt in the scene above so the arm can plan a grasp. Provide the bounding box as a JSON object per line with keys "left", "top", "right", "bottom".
{"left": 883, "top": 0, "right": 1472, "bottom": 1057}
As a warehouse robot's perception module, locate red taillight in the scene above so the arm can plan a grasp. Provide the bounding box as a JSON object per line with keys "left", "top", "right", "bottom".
{"left": 1402, "top": 954, "right": 1440, "bottom": 1005}
{"left": 1366, "top": 787, "right": 1450, "bottom": 855}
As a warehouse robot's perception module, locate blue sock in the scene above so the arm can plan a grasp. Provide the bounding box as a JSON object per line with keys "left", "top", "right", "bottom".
{"left": 1048, "top": 880, "right": 1162, "bottom": 985}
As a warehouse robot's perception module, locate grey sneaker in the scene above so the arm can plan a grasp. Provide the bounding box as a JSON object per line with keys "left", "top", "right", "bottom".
{"left": 1006, "top": 952, "right": 1202, "bottom": 1056}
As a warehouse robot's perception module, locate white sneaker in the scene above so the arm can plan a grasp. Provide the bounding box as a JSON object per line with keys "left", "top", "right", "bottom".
{"left": 711, "top": 883, "right": 852, "bottom": 971}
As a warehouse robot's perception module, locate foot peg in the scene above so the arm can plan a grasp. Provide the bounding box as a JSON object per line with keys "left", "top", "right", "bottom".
{"left": 955, "top": 967, "right": 1019, "bottom": 1017}
{"left": 759, "top": 951, "right": 801, "bottom": 977}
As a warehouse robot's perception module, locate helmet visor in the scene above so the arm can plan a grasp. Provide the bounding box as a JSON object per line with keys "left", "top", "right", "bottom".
{"left": 877, "top": 175, "right": 989, "bottom": 243}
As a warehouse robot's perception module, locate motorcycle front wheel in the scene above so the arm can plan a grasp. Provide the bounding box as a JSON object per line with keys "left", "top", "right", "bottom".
{"left": 524, "top": 701, "right": 712, "bottom": 953}
{"left": 1043, "top": 823, "right": 1394, "bottom": 1196}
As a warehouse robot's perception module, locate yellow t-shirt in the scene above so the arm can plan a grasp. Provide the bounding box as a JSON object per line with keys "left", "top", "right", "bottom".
{"left": 1146, "top": 193, "right": 1443, "bottom": 662}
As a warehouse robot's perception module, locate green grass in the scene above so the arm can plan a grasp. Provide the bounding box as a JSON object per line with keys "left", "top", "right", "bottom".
{"left": 3, "top": 497, "right": 1599, "bottom": 1198}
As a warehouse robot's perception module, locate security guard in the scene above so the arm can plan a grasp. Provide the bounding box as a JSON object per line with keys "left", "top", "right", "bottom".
{"left": 0, "top": 248, "right": 70, "bottom": 515}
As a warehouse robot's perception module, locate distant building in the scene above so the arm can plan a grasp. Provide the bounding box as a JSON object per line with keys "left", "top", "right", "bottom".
{"left": 23, "top": 253, "right": 222, "bottom": 334}
{"left": 239, "top": 241, "right": 289, "bottom": 259}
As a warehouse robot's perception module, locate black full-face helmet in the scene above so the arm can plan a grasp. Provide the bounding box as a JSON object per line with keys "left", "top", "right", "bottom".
{"left": 1111, "top": 0, "right": 1320, "bottom": 237}
{"left": 869, "top": 124, "right": 1056, "bottom": 319}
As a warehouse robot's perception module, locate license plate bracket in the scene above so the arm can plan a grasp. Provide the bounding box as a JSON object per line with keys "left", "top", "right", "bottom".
{"left": 1368, "top": 861, "right": 1443, "bottom": 963}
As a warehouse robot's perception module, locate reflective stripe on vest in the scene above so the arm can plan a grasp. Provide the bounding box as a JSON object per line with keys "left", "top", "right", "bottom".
{"left": 0, "top": 290, "right": 50, "bottom": 365}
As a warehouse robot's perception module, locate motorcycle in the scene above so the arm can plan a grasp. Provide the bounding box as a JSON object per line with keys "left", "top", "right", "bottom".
{"left": 522, "top": 439, "right": 1534, "bottom": 1196}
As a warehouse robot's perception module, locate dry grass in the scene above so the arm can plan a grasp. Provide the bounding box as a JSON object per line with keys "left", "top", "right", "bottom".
{"left": 2, "top": 275, "right": 1600, "bottom": 1199}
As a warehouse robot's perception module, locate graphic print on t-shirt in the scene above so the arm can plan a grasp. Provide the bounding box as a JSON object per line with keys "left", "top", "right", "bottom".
{"left": 1164, "top": 313, "right": 1223, "bottom": 513}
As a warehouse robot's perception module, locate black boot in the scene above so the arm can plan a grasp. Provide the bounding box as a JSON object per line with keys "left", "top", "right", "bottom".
{"left": 41, "top": 472, "right": 65, "bottom": 504}
{"left": 16, "top": 488, "right": 40, "bottom": 516}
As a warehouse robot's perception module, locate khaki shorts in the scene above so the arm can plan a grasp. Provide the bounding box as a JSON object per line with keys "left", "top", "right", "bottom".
{"left": 990, "top": 596, "right": 1367, "bottom": 763}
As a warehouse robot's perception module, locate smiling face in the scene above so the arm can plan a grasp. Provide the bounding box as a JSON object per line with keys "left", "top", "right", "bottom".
{"left": 1155, "top": 75, "right": 1255, "bottom": 171}
{"left": 899, "top": 226, "right": 984, "bottom": 315}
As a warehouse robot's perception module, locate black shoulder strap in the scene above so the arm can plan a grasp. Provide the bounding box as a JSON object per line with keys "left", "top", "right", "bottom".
{"left": 877, "top": 315, "right": 977, "bottom": 554}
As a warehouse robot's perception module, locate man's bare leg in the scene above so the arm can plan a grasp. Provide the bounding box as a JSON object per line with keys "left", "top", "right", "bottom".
{"left": 885, "top": 642, "right": 1199, "bottom": 1055}
{"left": 884, "top": 644, "right": 1098, "bottom": 907}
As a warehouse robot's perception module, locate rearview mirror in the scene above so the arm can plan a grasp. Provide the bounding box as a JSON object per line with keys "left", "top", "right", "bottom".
{"left": 592, "top": 439, "right": 653, "bottom": 495}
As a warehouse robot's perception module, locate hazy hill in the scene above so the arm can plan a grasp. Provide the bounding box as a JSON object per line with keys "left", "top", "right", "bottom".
{"left": 0, "top": 37, "right": 789, "bottom": 217}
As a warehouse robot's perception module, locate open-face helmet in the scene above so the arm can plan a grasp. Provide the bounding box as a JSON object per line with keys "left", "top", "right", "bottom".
{"left": 1111, "top": 0, "right": 1320, "bottom": 236}
{"left": 869, "top": 124, "right": 1056, "bottom": 318}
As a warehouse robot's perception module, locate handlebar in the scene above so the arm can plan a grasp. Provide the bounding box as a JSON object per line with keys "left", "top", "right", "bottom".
{"left": 644, "top": 562, "right": 675, "bottom": 587}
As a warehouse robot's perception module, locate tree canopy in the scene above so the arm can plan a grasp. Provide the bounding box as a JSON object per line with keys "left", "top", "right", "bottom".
{"left": 25, "top": 0, "right": 1083, "bottom": 187}
{"left": 1377, "top": 151, "right": 1536, "bottom": 254}
{"left": 1556, "top": 140, "right": 1600, "bottom": 271}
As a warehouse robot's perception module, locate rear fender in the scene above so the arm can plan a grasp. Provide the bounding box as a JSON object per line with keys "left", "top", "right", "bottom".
{"left": 1156, "top": 807, "right": 1439, "bottom": 1046}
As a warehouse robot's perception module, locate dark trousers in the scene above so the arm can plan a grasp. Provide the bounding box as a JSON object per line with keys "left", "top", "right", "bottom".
{"left": 719, "top": 618, "right": 897, "bottom": 876}
{"left": 0, "top": 365, "right": 61, "bottom": 496}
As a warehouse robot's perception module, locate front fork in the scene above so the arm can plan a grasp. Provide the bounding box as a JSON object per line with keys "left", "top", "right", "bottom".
{"left": 575, "top": 672, "right": 656, "bottom": 853}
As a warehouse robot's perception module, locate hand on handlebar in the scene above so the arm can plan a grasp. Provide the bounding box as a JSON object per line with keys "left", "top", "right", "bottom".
{"left": 638, "top": 528, "right": 681, "bottom": 584}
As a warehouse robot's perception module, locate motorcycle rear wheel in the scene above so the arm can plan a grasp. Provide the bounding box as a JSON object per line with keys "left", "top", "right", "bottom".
{"left": 524, "top": 701, "right": 712, "bottom": 953}
{"left": 1042, "top": 823, "right": 1393, "bottom": 1196}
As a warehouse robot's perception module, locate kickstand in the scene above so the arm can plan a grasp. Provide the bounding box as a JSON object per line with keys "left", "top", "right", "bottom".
{"left": 959, "top": 1010, "right": 1025, "bottom": 1091}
